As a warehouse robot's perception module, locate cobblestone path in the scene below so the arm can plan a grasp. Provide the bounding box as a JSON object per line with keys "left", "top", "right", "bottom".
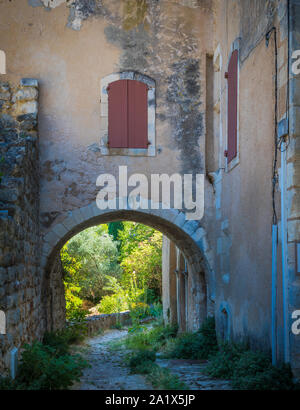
{"left": 73, "top": 329, "right": 232, "bottom": 390}
{"left": 72, "top": 329, "right": 152, "bottom": 390}
{"left": 156, "top": 357, "right": 232, "bottom": 390}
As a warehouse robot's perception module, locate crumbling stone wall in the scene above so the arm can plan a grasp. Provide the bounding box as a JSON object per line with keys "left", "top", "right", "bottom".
{"left": 0, "top": 79, "right": 49, "bottom": 374}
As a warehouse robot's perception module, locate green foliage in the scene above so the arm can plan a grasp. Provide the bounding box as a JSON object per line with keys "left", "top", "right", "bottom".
{"left": 61, "top": 225, "right": 122, "bottom": 305}
{"left": 43, "top": 321, "right": 87, "bottom": 355}
{"left": 118, "top": 222, "right": 156, "bottom": 259}
{"left": 0, "top": 377, "right": 15, "bottom": 390}
{"left": 108, "top": 221, "right": 124, "bottom": 251}
{"left": 232, "top": 352, "right": 295, "bottom": 390}
{"left": 64, "top": 282, "right": 88, "bottom": 321}
{"left": 205, "top": 342, "right": 296, "bottom": 390}
{"left": 149, "top": 302, "right": 163, "bottom": 319}
{"left": 62, "top": 222, "right": 163, "bottom": 322}
{"left": 97, "top": 275, "right": 129, "bottom": 313}
{"left": 97, "top": 271, "right": 147, "bottom": 318}
{"left": 166, "top": 317, "right": 218, "bottom": 360}
{"left": 16, "top": 342, "right": 87, "bottom": 390}
{"left": 147, "top": 366, "right": 188, "bottom": 390}
{"left": 127, "top": 348, "right": 187, "bottom": 390}
{"left": 98, "top": 293, "right": 128, "bottom": 314}
{"left": 120, "top": 226, "right": 162, "bottom": 300}
{"left": 125, "top": 323, "right": 178, "bottom": 352}
{"left": 129, "top": 350, "right": 156, "bottom": 372}
{"left": 205, "top": 342, "right": 247, "bottom": 379}
{"left": 0, "top": 321, "right": 89, "bottom": 390}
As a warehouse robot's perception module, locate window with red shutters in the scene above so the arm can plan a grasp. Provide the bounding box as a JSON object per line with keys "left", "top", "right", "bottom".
{"left": 108, "top": 79, "right": 148, "bottom": 149}
{"left": 226, "top": 50, "right": 238, "bottom": 164}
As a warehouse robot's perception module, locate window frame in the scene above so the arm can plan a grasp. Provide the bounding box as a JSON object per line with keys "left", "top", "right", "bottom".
{"left": 225, "top": 42, "right": 240, "bottom": 172}
{"left": 100, "top": 72, "right": 156, "bottom": 157}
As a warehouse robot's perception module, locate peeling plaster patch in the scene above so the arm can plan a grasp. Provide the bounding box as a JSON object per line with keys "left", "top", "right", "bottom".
{"left": 105, "top": 24, "right": 150, "bottom": 71}
{"left": 167, "top": 58, "right": 204, "bottom": 174}
{"left": 102, "top": 1, "right": 205, "bottom": 175}
{"left": 67, "top": 0, "right": 101, "bottom": 31}
{"left": 175, "top": 0, "right": 200, "bottom": 8}
{"left": 28, "top": 0, "right": 44, "bottom": 7}
{"left": 41, "top": 0, "right": 68, "bottom": 7}
{"left": 218, "top": 220, "right": 232, "bottom": 280}
{"left": 122, "top": 0, "right": 148, "bottom": 31}
{"left": 28, "top": 0, "right": 74, "bottom": 8}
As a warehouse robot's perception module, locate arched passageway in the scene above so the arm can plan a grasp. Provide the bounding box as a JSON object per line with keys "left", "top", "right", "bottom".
{"left": 41, "top": 202, "right": 215, "bottom": 334}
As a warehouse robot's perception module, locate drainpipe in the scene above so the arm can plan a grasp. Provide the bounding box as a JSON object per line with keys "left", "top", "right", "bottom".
{"left": 271, "top": 224, "right": 278, "bottom": 365}
{"left": 266, "top": 25, "right": 280, "bottom": 366}
{"left": 281, "top": 145, "right": 289, "bottom": 363}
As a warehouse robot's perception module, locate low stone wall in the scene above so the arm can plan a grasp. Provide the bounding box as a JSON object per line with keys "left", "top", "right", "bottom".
{"left": 85, "top": 311, "right": 131, "bottom": 336}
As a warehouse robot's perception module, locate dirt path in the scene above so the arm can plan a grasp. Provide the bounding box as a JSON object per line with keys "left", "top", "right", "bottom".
{"left": 72, "top": 329, "right": 152, "bottom": 390}
{"left": 72, "top": 328, "right": 232, "bottom": 390}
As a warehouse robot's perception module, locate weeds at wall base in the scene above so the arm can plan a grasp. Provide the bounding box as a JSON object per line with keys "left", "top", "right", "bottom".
{"left": 0, "top": 320, "right": 89, "bottom": 390}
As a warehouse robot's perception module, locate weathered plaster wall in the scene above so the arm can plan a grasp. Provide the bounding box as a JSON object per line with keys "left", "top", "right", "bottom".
{"left": 287, "top": 0, "right": 300, "bottom": 377}
{"left": 205, "top": 0, "right": 279, "bottom": 352}
{"left": 0, "top": 0, "right": 213, "bottom": 231}
{"left": 0, "top": 0, "right": 298, "bottom": 377}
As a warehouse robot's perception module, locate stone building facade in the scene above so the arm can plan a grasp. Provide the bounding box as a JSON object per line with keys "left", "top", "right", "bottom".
{"left": 0, "top": 0, "right": 299, "bottom": 378}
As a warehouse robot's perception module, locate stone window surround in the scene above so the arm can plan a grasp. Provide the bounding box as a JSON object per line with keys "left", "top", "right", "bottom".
{"left": 100, "top": 72, "right": 156, "bottom": 157}
{"left": 225, "top": 39, "right": 240, "bottom": 173}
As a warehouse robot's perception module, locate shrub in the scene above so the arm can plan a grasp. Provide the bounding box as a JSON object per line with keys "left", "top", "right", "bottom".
{"left": 43, "top": 320, "right": 87, "bottom": 355}
{"left": 232, "top": 351, "right": 295, "bottom": 390}
{"left": 97, "top": 293, "right": 128, "bottom": 314}
{"left": 130, "top": 302, "right": 150, "bottom": 322}
{"left": 206, "top": 344, "right": 297, "bottom": 390}
{"left": 0, "top": 320, "right": 89, "bottom": 391}
{"left": 125, "top": 323, "right": 178, "bottom": 351}
{"left": 0, "top": 377, "right": 15, "bottom": 390}
{"left": 129, "top": 350, "right": 156, "bottom": 373}
{"left": 149, "top": 302, "right": 163, "bottom": 319}
{"left": 167, "top": 317, "right": 218, "bottom": 360}
{"left": 63, "top": 320, "right": 88, "bottom": 344}
{"left": 128, "top": 349, "right": 188, "bottom": 390}
{"left": 43, "top": 331, "right": 70, "bottom": 356}
{"left": 205, "top": 343, "right": 247, "bottom": 379}
{"left": 147, "top": 366, "right": 188, "bottom": 390}
{"left": 16, "top": 342, "right": 88, "bottom": 390}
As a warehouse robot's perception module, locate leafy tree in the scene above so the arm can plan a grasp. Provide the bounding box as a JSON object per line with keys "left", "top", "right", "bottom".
{"left": 108, "top": 221, "right": 124, "bottom": 251}
{"left": 118, "top": 222, "right": 157, "bottom": 260}
{"left": 121, "top": 229, "right": 162, "bottom": 300}
{"left": 61, "top": 225, "right": 122, "bottom": 305}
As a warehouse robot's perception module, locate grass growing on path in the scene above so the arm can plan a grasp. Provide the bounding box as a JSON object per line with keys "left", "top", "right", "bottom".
{"left": 110, "top": 317, "right": 298, "bottom": 391}
{"left": 127, "top": 350, "right": 188, "bottom": 390}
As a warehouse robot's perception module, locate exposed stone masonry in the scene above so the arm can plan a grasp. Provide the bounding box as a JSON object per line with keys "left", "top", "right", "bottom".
{"left": 0, "top": 79, "right": 42, "bottom": 374}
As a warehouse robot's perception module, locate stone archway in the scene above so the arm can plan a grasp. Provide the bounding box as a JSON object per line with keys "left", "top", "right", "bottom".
{"left": 41, "top": 201, "right": 215, "bottom": 332}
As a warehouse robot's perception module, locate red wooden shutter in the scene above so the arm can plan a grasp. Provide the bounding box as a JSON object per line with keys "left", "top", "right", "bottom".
{"left": 128, "top": 80, "right": 148, "bottom": 148}
{"left": 108, "top": 79, "right": 148, "bottom": 149}
{"left": 108, "top": 80, "right": 128, "bottom": 148}
{"left": 227, "top": 50, "right": 238, "bottom": 163}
